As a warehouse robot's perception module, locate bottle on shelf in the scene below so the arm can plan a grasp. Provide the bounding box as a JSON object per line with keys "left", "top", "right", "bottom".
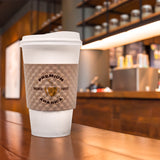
{"left": 56, "top": 11, "right": 62, "bottom": 17}
{"left": 131, "top": 9, "right": 140, "bottom": 22}
{"left": 109, "top": 18, "right": 119, "bottom": 30}
{"left": 136, "top": 53, "right": 149, "bottom": 68}
{"left": 117, "top": 56, "right": 125, "bottom": 68}
{"left": 94, "top": 25, "right": 102, "bottom": 36}
{"left": 142, "top": 4, "right": 153, "bottom": 18}
{"left": 101, "top": 22, "right": 108, "bottom": 33}
{"left": 137, "top": 54, "right": 144, "bottom": 67}
{"left": 103, "top": 1, "right": 111, "bottom": 9}
{"left": 143, "top": 54, "right": 149, "bottom": 68}
{"left": 120, "top": 14, "right": 129, "bottom": 26}
{"left": 53, "top": 28, "right": 59, "bottom": 32}
{"left": 125, "top": 55, "right": 133, "bottom": 68}
{"left": 57, "top": 25, "right": 63, "bottom": 31}
{"left": 155, "top": 0, "right": 160, "bottom": 12}
{"left": 95, "top": 5, "right": 103, "bottom": 14}
{"left": 112, "top": 0, "right": 119, "bottom": 4}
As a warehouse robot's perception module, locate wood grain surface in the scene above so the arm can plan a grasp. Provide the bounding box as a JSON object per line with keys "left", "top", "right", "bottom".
{"left": 0, "top": 108, "right": 160, "bottom": 160}
{"left": 77, "top": 92, "right": 160, "bottom": 99}
{"left": 73, "top": 92, "right": 160, "bottom": 139}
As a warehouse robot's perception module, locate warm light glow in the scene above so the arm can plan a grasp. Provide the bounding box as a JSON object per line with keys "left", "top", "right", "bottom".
{"left": 81, "top": 21, "right": 160, "bottom": 50}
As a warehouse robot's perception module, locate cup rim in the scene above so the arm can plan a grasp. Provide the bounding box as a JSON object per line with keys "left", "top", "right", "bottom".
{"left": 20, "top": 40, "right": 82, "bottom": 47}
{"left": 20, "top": 31, "right": 82, "bottom": 47}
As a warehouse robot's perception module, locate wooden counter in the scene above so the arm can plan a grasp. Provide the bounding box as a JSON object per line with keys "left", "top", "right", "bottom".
{"left": 73, "top": 92, "right": 160, "bottom": 139}
{"left": 77, "top": 91, "right": 160, "bottom": 99}
{"left": 1, "top": 108, "right": 160, "bottom": 160}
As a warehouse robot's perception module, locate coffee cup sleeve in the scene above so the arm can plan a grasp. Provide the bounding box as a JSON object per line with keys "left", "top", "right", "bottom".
{"left": 24, "top": 64, "right": 78, "bottom": 111}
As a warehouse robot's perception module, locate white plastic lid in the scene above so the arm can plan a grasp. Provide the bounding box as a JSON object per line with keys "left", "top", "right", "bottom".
{"left": 20, "top": 31, "right": 82, "bottom": 47}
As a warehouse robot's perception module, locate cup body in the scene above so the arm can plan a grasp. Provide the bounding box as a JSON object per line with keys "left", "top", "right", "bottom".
{"left": 21, "top": 32, "right": 81, "bottom": 137}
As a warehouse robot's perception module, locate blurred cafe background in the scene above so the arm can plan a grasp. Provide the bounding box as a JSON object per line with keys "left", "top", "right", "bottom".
{"left": 1, "top": 0, "right": 160, "bottom": 140}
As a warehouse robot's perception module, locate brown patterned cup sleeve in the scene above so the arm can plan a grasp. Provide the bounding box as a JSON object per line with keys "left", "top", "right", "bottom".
{"left": 23, "top": 64, "right": 78, "bottom": 111}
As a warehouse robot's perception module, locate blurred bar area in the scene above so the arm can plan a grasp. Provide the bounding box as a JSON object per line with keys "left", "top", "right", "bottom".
{"left": 112, "top": 67, "right": 158, "bottom": 91}
{"left": 74, "top": 0, "right": 160, "bottom": 139}
{"left": 1, "top": 0, "right": 160, "bottom": 155}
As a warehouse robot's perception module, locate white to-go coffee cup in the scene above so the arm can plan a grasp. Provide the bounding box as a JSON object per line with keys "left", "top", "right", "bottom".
{"left": 20, "top": 31, "right": 82, "bottom": 137}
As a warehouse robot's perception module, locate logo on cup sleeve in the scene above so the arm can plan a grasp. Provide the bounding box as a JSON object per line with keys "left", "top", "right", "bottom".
{"left": 33, "top": 73, "right": 69, "bottom": 105}
{"left": 45, "top": 86, "right": 58, "bottom": 97}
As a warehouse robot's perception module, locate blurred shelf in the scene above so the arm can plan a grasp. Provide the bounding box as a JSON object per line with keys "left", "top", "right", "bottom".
{"left": 77, "top": 0, "right": 133, "bottom": 9}
{"left": 111, "top": 0, "right": 156, "bottom": 14}
{"left": 83, "top": 19, "right": 139, "bottom": 44}
{"left": 77, "top": 0, "right": 105, "bottom": 8}
{"left": 83, "top": 11, "right": 160, "bottom": 44}
{"left": 77, "top": 8, "right": 107, "bottom": 26}
{"left": 34, "top": 14, "right": 62, "bottom": 34}
{"left": 77, "top": 0, "right": 156, "bottom": 9}
{"left": 77, "top": 0, "right": 138, "bottom": 26}
{"left": 77, "top": 0, "right": 157, "bottom": 26}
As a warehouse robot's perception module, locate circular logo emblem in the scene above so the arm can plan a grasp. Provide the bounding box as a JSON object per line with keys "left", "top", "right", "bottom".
{"left": 33, "top": 73, "right": 69, "bottom": 105}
